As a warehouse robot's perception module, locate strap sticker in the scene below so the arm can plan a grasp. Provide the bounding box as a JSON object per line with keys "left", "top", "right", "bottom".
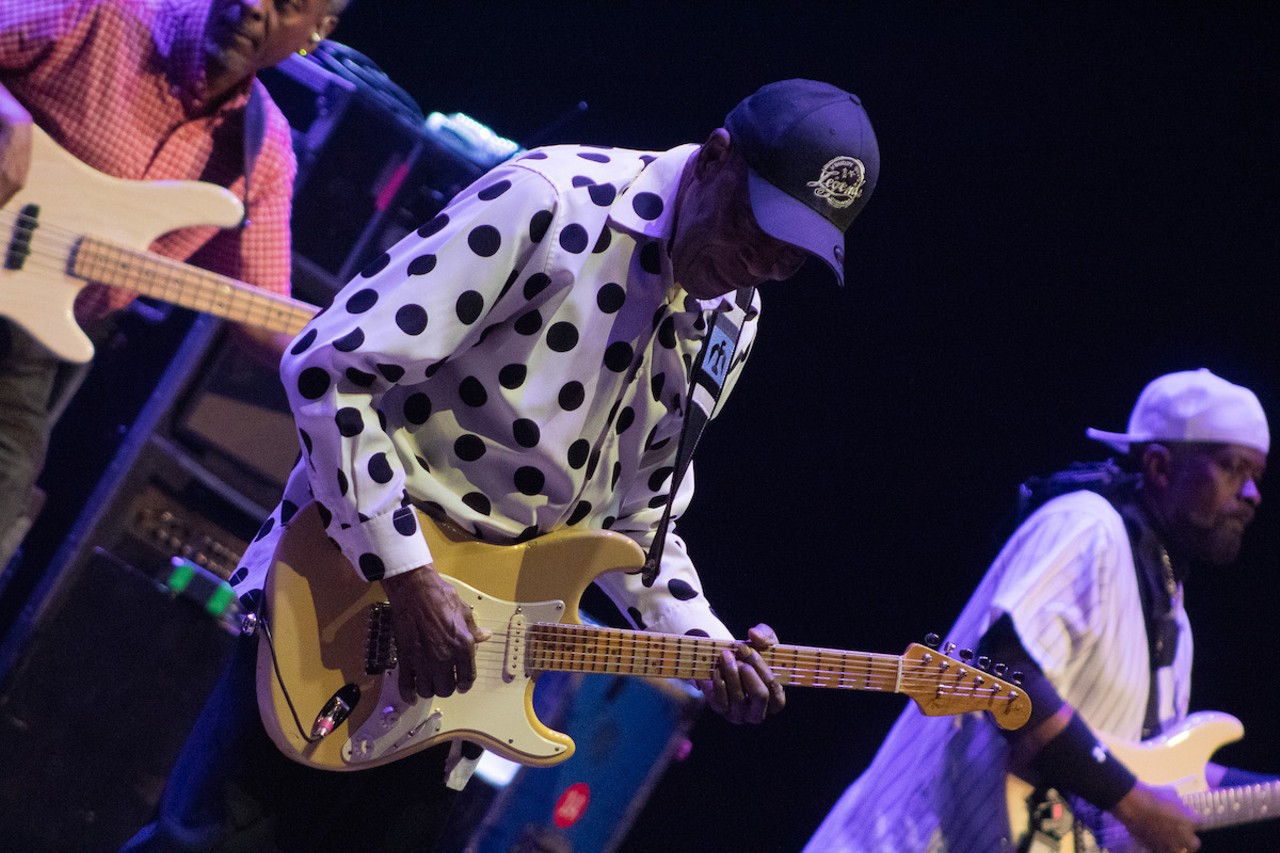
{"left": 697, "top": 322, "right": 734, "bottom": 395}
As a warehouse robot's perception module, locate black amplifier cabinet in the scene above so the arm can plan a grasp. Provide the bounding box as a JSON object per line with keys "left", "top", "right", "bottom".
{"left": 260, "top": 52, "right": 514, "bottom": 305}
{"left": 0, "top": 548, "right": 235, "bottom": 852}
{"left": 26, "top": 315, "right": 291, "bottom": 590}
{"left": 0, "top": 315, "right": 287, "bottom": 849}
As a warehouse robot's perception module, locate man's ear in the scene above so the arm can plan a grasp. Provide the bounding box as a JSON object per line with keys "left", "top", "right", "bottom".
{"left": 317, "top": 14, "right": 338, "bottom": 41}
{"left": 693, "top": 128, "right": 732, "bottom": 176}
{"left": 1141, "top": 442, "right": 1174, "bottom": 490}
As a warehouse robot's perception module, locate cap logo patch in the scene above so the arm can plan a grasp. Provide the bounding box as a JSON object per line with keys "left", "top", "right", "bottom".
{"left": 807, "top": 156, "right": 867, "bottom": 210}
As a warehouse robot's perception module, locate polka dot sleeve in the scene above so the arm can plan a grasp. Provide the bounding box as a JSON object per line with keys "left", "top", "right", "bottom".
{"left": 281, "top": 164, "right": 562, "bottom": 580}
{"left": 594, "top": 468, "right": 734, "bottom": 640}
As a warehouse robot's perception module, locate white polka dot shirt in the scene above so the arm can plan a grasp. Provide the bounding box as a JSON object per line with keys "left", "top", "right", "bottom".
{"left": 232, "top": 143, "right": 761, "bottom": 640}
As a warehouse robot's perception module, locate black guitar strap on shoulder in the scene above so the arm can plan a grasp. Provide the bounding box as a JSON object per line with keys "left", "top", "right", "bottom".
{"left": 1114, "top": 499, "right": 1179, "bottom": 741}
{"left": 641, "top": 286, "right": 755, "bottom": 587}
{"left": 240, "top": 83, "right": 267, "bottom": 230}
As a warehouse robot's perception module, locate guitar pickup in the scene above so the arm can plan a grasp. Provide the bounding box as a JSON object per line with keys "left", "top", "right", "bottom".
{"left": 504, "top": 612, "right": 527, "bottom": 682}
{"left": 4, "top": 204, "right": 40, "bottom": 271}
{"left": 365, "top": 602, "right": 397, "bottom": 674}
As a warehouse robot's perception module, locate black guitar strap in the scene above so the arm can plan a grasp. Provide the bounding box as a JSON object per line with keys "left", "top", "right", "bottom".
{"left": 641, "top": 286, "right": 755, "bottom": 587}
{"left": 240, "top": 83, "right": 267, "bottom": 229}
{"left": 1114, "top": 499, "right": 1179, "bottom": 740}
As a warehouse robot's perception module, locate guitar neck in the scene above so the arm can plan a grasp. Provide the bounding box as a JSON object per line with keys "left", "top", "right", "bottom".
{"left": 72, "top": 235, "right": 316, "bottom": 335}
{"left": 1185, "top": 780, "right": 1280, "bottom": 830}
{"left": 528, "top": 623, "right": 911, "bottom": 692}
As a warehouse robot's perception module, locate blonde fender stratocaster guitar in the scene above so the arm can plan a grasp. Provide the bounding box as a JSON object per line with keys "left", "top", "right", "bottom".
{"left": 1007, "top": 712, "right": 1280, "bottom": 852}
{"left": 0, "top": 126, "right": 317, "bottom": 362}
{"left": 257, "top": 503, "right": 1032, "bottom": 772}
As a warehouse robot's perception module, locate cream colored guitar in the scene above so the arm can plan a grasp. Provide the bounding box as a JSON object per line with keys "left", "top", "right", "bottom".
{"left": 256, "top": 503, "right": 1031, "bottom": 772}
{"left": 1007, "top": 712, "right": 1280, "bottom": 852}
{"left": 0, "top": 126, "right": 316, "bottom": 363}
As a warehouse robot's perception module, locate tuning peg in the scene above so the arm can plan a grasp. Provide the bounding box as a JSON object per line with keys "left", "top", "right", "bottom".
{"left": 993, "top": 662, "right": 1007, "bottom": 678}
{"left": 924, "top": 633, "right": 941, "bottom": 648}
{"left": 943, "top": 641, "right": 957, "bottom": 655}
{"left": 977, "top": 655, "right": 991, "bottom": 671}
{"left": 959, "top": 648, "right": 974, "bottom": 663}
{"left": 1011, "top": 671, "right": 1024, "bottom": 686}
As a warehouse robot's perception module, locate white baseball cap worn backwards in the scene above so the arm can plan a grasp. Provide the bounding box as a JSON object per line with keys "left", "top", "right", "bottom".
{"left": 1085, "top": 368, "right": 1270, "bottom": 455}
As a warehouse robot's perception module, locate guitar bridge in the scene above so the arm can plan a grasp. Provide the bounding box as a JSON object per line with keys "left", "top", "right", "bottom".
{"left": 366, "top": 602, "right": 397, "bottom": 674}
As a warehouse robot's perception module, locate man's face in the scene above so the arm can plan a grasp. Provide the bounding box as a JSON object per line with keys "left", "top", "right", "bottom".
{"left": 672, "top": 134, "right": 809, "bottom": 299}
{"left": 205, "top": 0, "right": 333, "bottom": 83}
{"left": 1163, "top": 442, "right": 1266, "bottom": 566}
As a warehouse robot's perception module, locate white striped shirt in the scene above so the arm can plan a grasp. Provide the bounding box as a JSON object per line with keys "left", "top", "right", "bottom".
{"left": 803, "top": 490, "right": 1193, "bottom": 852}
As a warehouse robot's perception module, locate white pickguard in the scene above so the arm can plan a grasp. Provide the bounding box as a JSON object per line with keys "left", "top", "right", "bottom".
{"left": 342, "top": 578, "right": 572, "bottom": 766}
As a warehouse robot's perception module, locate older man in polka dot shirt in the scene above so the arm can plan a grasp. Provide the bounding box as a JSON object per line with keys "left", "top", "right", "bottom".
{"left": 152, "top": 79, "right": 880, "bottom": 848}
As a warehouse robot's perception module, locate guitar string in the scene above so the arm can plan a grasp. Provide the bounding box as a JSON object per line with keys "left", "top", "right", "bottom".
{"left": 390, "top": 661, "right": 1010, "bottom": 695}
{"left": 1083, "top": 784, "right": 1278, "bottom": 846}
{"left": 406, "top": 619, "right": 1008, "bottom": 675}
{"left": 383, "top": 626, "right": 1019, "bottom": 693}
{"left": 0, "top": 212, "right": 313, "bottom": 329}
{"left": 431, "top": 633, "right": 989, "bottom": 673}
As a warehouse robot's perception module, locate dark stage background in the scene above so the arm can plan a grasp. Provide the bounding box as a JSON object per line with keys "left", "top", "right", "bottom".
{"left": 319, "top": 2, "right": 1280, "bottom": 850}
{"left": 8, "top": 2, "right": 1279, "bottom": 851}
{"left": 317, "top": 2, "right": 1280, "bottom": 851}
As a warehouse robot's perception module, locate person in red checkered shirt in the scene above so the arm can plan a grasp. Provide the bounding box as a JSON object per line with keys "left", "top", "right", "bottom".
{"left": 0, "top": 0, "right": 344, "bottom": 566}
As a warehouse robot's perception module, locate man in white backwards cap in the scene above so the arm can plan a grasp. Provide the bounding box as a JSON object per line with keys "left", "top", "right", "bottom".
{"left": 805, "top": 368, "right": 1271, "bottom": 853}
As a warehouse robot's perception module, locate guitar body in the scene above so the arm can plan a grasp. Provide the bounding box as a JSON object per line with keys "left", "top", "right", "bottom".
{"left": 1007, "top": 712, "right": 1248, "bottom": 852}
{"left": 1102, "top": 712, "right": 1243, "bottom": 794}
{"left": 257, "top": 503, "right": 648, "bottom": 771}
{"left": 260, "top": 505, "right": 1030, "bottom": 773}
{"left": 1, "top": 126, "right": 244, "bottom": 362}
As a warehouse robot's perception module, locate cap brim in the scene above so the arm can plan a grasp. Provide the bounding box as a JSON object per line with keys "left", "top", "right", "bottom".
{"left": 745, "top": 168, "right": 846, "bottom": 287}
{"left": 1084, "top": 427, "right": 1141, "bottom": 453}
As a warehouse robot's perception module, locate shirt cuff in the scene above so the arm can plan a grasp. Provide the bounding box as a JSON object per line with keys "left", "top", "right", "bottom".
{"left": 331, "top": 506, "right": 434, "bottom": 581}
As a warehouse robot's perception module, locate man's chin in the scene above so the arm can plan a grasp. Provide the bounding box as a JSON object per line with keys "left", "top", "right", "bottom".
{"left": 1195, "top": 533, "right": 1245, "bottom": 567}
{"left": 206, "top": 41, "right": 254, "bottom": 79}
{"left": 682, "top": 263, "right": 742, "bottom": 299}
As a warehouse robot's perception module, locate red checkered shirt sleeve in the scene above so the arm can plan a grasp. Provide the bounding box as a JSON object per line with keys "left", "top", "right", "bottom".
{"left": 2, "top": 0, "right": 296, "bottom": 323}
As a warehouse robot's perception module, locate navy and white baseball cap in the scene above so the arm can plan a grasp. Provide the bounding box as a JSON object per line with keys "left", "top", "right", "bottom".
{"left": 725, "top": 79, "right": 880, "bottom": 287}
{"left": 1086, "top": 368, "right": 1270, "bottom": 454}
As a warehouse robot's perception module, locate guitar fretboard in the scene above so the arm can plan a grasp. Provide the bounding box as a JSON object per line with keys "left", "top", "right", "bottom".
{"left": 1186, "top": 780, "right": 1280, "bottom": 830}
{"left": 72, "top": 235, "right": 316, "bottom": 335}
{"left": 528, "top": 622, "right": 949, "bottom": 693}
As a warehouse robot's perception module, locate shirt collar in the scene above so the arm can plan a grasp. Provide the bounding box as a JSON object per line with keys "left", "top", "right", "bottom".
{"left": 609, "top": 143, "right": 738, "bottom": 313}
{"left": 609, "top": 143, "right": 696, "bottom": 242}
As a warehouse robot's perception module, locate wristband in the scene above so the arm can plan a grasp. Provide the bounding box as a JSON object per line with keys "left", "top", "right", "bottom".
{"left": 1031, "top": 713, "right": 1136, "bottom": 811}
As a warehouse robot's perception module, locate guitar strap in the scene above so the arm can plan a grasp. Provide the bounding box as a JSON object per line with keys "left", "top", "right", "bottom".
{"left": 1022, "top": 487, "right": 1179, "bottom": 850}
{"left": 641, "top": 286, "right": 755, "bottom": 587}
{"left": 1114, "top": 499, "right": 1180, "bottom": 740}
{"left": 240, "top": 84, "right": 267, "bottom": 229}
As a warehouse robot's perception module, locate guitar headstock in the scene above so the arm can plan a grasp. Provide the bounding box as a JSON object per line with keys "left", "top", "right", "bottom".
{"left": 899, "top": 639, "right": 1031, "bottom": 730}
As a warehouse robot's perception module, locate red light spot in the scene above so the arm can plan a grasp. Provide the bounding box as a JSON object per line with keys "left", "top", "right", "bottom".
{"left": 553, "top": 782, "right": 591, "bottom": 828}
